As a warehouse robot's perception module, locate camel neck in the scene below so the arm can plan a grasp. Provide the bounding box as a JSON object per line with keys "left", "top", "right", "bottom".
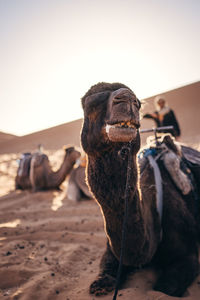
{"left": 88, "top": 149, "right": 140, "bottom": 209}
{"left": 87, "top": 150, "right": 148, "bottom": 266}
{"left": 47, "top": 154, "right": 76, "bottom": 188}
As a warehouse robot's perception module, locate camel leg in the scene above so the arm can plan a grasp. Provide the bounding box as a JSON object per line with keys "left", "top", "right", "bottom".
{"left": 154, "top": 254, "right": 199, "bottom": 297}
{"left": 31, "top": 185, "right": 41, "bottom": 192}
{"left": 15, "top": 182, "right": 21, "bottom": 190}
{"left": 90, "top": 242, "right": 128, "bottom": 296}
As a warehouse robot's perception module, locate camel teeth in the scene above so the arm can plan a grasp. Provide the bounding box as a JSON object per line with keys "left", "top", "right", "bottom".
{"left": 105, "top": 123, "right": 136, "bottom": 133}
{"left": 105, "top": 124, "right": 112, "bottom": 133}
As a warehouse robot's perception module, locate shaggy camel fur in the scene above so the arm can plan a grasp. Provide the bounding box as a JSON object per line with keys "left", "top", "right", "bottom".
{"left": 81, "top": 82, "right": 200, "bottom": 297}
{"left": 16, "top": 147, "right": 80, "bottom": 191}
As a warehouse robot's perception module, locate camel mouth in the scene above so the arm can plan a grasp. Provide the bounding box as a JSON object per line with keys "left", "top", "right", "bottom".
{"left": 105, "top": 121, "right": 139, "bottom": 142}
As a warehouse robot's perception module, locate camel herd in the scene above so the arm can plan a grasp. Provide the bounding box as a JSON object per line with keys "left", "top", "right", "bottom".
{"left": 15, "top": 145, "right": 92, "bottom": 201}
{"left": 14, "top": 81, "right": 200, "bottom": 298}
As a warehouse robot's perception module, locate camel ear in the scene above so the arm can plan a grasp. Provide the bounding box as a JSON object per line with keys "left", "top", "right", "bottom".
{"left": 82, "top": 91, "right": 110, "bottom": 110}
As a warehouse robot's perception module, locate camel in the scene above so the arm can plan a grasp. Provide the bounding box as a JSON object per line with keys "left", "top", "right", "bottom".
{"left": 80, "top": 82, "right": 200, "bottom": 297}
{"left": 15, "top": 146, "right": 80, "bottom": 191}
{"left": 67, "top": 155, "right": 92, "bottom": 201}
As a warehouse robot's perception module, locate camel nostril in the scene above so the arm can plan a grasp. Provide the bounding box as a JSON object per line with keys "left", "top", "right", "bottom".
{"left": 112, "top": 90, "right": 135, "bottom": 104}
{"left": 113, "top": 95, "right": 129, "bottom": 103}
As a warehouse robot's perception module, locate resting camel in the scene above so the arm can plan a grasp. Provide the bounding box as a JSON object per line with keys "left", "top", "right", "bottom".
{"left": 67, "top": 155, "right": 92, "bottom": 201}
{"left": 15, "top": 146, "right": 80, "bottom": 191}
{"left": 81, "top": 82, "right": 200, "bottom": 297}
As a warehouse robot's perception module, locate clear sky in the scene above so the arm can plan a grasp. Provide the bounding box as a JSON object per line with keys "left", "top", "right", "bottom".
{"left": 0, "top": 0, "right": 199, "bottom": 136}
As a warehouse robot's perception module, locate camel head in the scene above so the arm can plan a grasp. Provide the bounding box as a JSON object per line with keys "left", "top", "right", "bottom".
{"left": 63, "top": 146, "right": 81, "bottom": 163}
{"left": 81, "top": 82, "right": 141, "bottom": 154}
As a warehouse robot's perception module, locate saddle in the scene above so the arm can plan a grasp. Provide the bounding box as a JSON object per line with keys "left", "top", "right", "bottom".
{"left": 17, "top": 153, "right": 32, "bottom": 177}
{"left": 139, "top": 135, "right": 200, "bottom": 197}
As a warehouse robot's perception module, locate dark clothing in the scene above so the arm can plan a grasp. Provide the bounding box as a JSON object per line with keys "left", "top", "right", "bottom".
{"left": 144, "top": 109, "right": 181, "bottom": 137}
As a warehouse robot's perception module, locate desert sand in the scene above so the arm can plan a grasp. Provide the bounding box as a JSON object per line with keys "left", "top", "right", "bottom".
{"left": 0, "top": 81, "right": 200, "bottom": 300}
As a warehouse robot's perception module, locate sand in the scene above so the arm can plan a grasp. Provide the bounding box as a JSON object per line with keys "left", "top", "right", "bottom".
{"left": 0, "top": 82, "right": 200, "bottom": 300}
{"left": 1, "top": 150, "right": 200, "bottom": 300}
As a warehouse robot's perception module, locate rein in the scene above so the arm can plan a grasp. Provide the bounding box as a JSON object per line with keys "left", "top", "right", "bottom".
{"left": 112, "top": 140, "right": 136, "bottom": 300}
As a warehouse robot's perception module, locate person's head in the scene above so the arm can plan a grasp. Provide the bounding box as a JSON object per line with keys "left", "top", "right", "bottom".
{"left": 154, "top": 96, "right": 166, "bottom": 110}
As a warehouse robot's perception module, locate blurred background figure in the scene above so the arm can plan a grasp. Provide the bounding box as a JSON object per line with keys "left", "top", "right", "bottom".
{"left": 67, "top": 154, "right": 93, "bottom": 202}
{"left": 37, "top": 143, "right": 44, "bottom": 153}
{"left": 143, "top": 96, "right": 181, "bottom": 139}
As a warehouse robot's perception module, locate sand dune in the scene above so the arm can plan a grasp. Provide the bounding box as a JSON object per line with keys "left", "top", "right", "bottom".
{"left": 0, "top": 132, "right": 18, "bottom": 145}
{"left": 1, "top": 81, "right": 199, "bottom": 155}
{"left": 0, "top": 81, "right": 200, "bottom": 300}
{"left": 0, "top": 119, "right": 83, "bottom": 155}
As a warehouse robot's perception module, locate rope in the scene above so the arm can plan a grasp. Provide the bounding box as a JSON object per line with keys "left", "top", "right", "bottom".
{"left": 112, "top": 141, "right": 136, "bottom": 300}
{"left": 112, "top": 143, "right": 164, "bottom": 300}
{"left": 147, "top": 155, "right": 163, "bottom": 223}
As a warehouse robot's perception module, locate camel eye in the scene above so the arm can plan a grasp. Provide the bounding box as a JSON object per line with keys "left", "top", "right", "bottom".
{"left": 132, "top": 98, "right": 137, "bottom": 105}
{"left": 134, "top": 98, "right": 141, "bottom": 108}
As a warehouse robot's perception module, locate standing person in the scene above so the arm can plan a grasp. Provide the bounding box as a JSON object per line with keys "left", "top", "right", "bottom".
{"left": 143, "top": 96, "right": 181, "bottom": 139}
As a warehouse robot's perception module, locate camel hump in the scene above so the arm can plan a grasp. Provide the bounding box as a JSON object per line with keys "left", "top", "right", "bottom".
{"left": 31, "top": 153, "right": 48, "bottom": 167}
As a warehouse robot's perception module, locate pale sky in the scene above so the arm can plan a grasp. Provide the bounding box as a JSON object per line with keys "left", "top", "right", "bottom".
{"left": 0, "top": 0, "right": 199, "bottom": 136}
